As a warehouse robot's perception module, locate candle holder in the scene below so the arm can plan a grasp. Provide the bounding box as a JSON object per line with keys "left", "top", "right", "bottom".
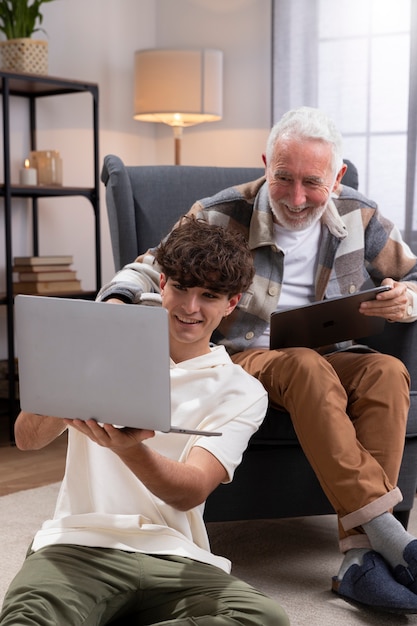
{"left": 29, "top": 150, "right": 63, "bottom": 186}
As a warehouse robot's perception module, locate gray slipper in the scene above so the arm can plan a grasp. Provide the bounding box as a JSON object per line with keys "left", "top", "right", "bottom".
{"left": 394, "top": 539, "right": 417, "bottom": 594}
{"left": 332, "top": 550, "right": 417, "bottom": 614}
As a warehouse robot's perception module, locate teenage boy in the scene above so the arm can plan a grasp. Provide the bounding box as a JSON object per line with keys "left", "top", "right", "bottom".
{"left": 0, "top": 216, "right": 289, "bottom": 626}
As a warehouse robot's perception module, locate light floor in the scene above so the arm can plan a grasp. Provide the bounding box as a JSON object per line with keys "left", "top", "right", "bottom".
{"left": 0, "top": 413, "right": 67, "bottom": 496}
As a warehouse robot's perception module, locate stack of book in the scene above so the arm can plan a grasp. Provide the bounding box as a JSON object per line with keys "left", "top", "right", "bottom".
{"left": 13, "top": 255, "right": 82, "bottom": 295}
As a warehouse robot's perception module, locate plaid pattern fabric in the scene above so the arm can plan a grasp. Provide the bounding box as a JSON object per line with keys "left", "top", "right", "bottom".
{"left": 99, "top": 178, "right": 417, "bottom": 356}
{"left": 189, "top": 179, "right": 417, "bottom": 354}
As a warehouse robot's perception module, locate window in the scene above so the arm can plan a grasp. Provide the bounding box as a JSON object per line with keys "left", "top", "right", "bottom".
{"left": 272, "top": 0, "right": 417, "bottom": 248}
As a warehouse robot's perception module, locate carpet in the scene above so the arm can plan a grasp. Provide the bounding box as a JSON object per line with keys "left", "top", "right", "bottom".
{"left": 2, "top": 483, "right": 417, "bottom": 625}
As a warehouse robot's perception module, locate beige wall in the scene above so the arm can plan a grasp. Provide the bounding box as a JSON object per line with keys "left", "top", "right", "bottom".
{"left": 0, "top": 0, "right": 271, "bottom": 357}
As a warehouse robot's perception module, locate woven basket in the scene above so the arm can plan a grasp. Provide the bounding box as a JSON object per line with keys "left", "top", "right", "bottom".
{"left": 0, "top": 38, "right": 48, "bottom": 75}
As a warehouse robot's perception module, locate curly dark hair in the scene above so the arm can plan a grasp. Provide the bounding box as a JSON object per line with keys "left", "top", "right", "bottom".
{"left": 155, "top": 215, "right": 254, "bottom": 296}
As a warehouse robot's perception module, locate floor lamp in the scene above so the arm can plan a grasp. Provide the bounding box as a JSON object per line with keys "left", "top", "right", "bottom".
{"left": 133, "top": 48, "right": 223, "bottom": 165}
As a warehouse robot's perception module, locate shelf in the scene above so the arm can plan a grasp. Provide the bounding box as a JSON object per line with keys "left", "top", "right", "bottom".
{"left": 0, "top": 184, "right": 96, "bottom": 199}
{"left": 0, "top": 291, "right": 98, "bottom": 305}
{"left": 0, "top": 70, "right": 98, "bottom": 98}
{"left": 0, "top": 71, "right": 101, "bottom": 440}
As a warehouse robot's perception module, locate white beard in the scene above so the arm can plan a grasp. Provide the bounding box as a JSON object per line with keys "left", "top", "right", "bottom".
{"left": 269, "top": 197, "right": 327, "bottom": 231}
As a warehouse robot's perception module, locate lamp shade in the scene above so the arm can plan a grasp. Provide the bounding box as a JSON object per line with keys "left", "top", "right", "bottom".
{"left": 133, "top": 48, "right": 223, "bottom": 127}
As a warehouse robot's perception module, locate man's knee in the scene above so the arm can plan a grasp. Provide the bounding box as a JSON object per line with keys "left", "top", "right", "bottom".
{"left": 362, "top": 352, "right": 410, "bottom": 390}
{"left": 237, "top": 347, "right": 328, "bottom": 378}
{"left": 266, "top": 348, "right": 336, "bottom": 388}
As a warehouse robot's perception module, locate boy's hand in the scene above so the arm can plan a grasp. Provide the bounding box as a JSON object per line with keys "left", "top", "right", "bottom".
{"left": 64, "top": 418, "right": 155, "bottom": 449}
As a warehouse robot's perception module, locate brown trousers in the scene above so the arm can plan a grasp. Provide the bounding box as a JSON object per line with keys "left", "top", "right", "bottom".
{"left": 232, "top": 348, "right": 410, "bottom": 551}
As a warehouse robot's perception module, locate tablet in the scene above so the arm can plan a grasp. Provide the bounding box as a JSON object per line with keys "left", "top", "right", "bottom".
{"left": 270, "top": 286, "right": 390, "bottom": 350}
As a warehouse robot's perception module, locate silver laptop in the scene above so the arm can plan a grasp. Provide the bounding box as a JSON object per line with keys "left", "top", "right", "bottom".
{"left": 270, "top": 286, "right": 390, "bottom": 350}
{"left": 15, "top": 295, "right": 221, "bottom": 436}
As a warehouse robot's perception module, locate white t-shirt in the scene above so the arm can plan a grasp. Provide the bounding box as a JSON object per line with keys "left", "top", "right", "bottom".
{"left": 252, "top": 220, "right": 321, "bottom": 348}
{"left": 31, "top": 345, "right": 268, "bottom": 573}
{"left": 275, "top": 220, "right": 321, "bottom": 308}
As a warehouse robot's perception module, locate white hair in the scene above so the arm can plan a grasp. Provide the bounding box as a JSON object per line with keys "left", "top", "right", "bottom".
{"left": 266, "top": 107, "right": 344, "bottom": 175}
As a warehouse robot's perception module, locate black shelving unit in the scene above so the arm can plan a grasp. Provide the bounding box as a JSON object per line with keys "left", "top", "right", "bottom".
{"left": 0, "top": 70, "right": 101, "bottom": 440}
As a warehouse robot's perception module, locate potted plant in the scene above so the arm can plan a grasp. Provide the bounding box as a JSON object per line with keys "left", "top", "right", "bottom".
{"left": 0, "top": 0, "right": 56, "bottom": 75}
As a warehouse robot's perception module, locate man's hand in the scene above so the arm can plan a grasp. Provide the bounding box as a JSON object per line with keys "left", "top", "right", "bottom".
{"left": 64, "top": 418, "right": 155, "bottom": 449}
{"left": 359, "top": 278, "right": 411, "bottom": 321}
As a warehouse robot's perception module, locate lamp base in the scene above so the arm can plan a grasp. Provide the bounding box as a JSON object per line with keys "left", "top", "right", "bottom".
{"left": 173, "top": 126, "right": 183, "bottom": 165}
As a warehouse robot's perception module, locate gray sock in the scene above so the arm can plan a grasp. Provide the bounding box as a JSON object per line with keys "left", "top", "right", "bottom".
{"left": 337, "top": 548, "right": 370, "bottom": 580}
{"left": 363, "top": 512, "right": 415, "bottom": 568}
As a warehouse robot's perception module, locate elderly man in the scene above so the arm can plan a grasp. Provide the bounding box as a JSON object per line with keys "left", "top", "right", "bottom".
{"left": 98, "top": 107, "right": 417, "bottom": 614}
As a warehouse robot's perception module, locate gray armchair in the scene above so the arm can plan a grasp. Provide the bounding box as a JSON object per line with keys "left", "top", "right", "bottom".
{"left": 101, "top": 154, "right": 417, "bottom": 528}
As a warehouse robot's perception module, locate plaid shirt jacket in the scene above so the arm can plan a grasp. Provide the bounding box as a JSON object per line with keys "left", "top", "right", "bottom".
{"left": 98, "top": 177, "right": 417, "bottom": 356}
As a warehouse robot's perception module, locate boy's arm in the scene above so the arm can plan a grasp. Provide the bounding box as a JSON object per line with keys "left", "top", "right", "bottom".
{"left": 65, "top": 419, "right": 227, "bottom": 511}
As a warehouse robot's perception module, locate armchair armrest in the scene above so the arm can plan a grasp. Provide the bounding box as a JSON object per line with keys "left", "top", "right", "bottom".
{"left": 362, "top": 322, "right": 417, "bottom": 387}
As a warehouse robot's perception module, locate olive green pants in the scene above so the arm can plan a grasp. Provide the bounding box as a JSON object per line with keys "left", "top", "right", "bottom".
{"left": 0, "top": 544, "right": 289, "bottom": 626}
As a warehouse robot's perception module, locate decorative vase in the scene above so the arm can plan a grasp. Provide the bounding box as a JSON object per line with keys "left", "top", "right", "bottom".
{"left": 30, "top": 150, "right": 63, "bottom": 186}
{"left": 0, "top": 38, "right": 48, "bottom": 75}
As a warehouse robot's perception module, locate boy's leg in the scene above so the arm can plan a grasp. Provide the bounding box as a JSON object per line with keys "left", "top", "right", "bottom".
{"left": 132, "top": 554, "right": 289, "bottom": 626}
{"left": 0, "top": 544, "right": 141, "bottom": 626}
{"left": 2, "top": 548, "right": 288, "bottom": 626}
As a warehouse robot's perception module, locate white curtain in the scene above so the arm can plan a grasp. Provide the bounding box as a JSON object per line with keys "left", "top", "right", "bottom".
{"left": 271, "top": 0, "right": 319, "bottom": 117}
{"left": 405, "top": 0, "right": 417, "bottom": 245}
{"left": 271, "top": 0, "right": 417, "bottom": 251}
